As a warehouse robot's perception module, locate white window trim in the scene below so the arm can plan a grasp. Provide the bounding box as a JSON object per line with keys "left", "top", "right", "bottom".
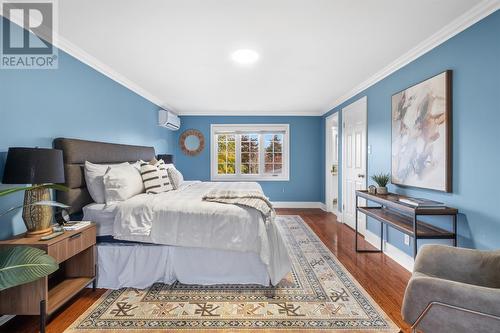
{"left": 210, "top": 124, "right": 290, "bottom": 181}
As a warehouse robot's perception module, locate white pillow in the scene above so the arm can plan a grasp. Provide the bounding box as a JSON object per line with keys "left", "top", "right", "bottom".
{"left": 131, "top": 160, "right": 142, "bottom": 171}
{"left": 103, "top": 163, "right": 145, "bottom": 204}
{"left": 140, "top": 159, "right": 174, "bottom": 194}
{"left": 167, "top": 166, "right": 184, "bottom": 190}
{"left": 84, "top": 161, "right": 128, "bottom": 204}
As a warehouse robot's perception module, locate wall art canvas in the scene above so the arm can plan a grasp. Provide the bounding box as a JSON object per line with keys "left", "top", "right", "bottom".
{"left": 391, "top": 70, "right": 452, "bottom": 192}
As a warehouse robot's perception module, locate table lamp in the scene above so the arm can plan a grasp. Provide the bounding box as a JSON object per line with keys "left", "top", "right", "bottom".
{"left": 157, "top": 154, "right": 174, "bottom": 164}
{"left": 2, "top": 147, "right": 65, "bottom": 237}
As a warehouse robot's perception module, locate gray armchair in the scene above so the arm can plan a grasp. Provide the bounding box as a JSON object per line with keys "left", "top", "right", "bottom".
{"left": 402, "top": 244, "right": 500, "bottom": 333}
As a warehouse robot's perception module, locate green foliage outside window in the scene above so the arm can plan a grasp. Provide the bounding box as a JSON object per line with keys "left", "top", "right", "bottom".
{"left": 216, "top": 132, "right": 284, "bottom": 175}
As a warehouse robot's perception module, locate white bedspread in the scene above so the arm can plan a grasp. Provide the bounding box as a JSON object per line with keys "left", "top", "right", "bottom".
{"left": 113, "top": 181, "right": 291, "bottom": 285}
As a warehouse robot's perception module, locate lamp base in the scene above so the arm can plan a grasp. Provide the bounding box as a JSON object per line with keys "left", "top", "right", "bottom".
{"left": 22, "top": 186, "right": 54, "bottom": 238}
{"left": 26, "top": 227, "right": 53, "bottom": 238}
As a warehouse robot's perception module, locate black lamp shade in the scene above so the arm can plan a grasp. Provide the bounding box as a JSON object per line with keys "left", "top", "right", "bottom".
{"left": 157, "top": 154, "right": 174, "bottom": 164}
{"left": 2, "top": 147, "right": 65, "bottom": 184}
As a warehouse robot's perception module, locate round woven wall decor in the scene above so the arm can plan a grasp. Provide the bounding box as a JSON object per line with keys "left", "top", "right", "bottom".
{"left": 179, "top": 129, "right": 205, "bottom": 156}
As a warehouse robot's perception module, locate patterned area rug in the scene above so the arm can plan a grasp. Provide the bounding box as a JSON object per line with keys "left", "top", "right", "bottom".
{"left": 65, "top": 216, "right": 399, "bottom": 332}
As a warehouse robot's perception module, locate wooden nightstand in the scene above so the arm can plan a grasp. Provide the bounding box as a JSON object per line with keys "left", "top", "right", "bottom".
{"left": 0, "top": 223, "right": 97, "bottom": 333}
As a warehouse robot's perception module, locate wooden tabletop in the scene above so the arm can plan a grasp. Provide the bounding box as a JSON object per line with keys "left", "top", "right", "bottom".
{"left": 0, "top": 223, "right": 95, "bottom": 246}
{"left": 356, "top": 190, "right": 458, "bottom": 215}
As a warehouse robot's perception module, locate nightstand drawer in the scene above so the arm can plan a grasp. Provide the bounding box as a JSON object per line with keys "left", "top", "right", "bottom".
{"left": 0, "top": 222, "right": 97, "bottom": 333}
{"left": 48, "top": 227, "right": 96, "bottom": 263}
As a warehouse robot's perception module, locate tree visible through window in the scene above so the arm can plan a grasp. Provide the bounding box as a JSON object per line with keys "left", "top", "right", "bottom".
{"left": 264, "top": 134, "right": 283, "bottom": 174}
{"left": 217, "top": 134, "right": 236, "bottom": 174}
{"left": 211, "top": 124, "right": 289, "bottom": 181}
{"left": 241, "top": 134, "right": 259, "bottom": 174}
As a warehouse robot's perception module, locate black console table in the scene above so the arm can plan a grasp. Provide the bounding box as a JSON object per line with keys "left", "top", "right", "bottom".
{"left": 355, "top": 190, "right": 458, "bottom": 258}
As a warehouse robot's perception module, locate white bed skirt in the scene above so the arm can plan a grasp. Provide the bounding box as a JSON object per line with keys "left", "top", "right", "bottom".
{"left": 96, "top": 243, "right": 271, "bottom": 289}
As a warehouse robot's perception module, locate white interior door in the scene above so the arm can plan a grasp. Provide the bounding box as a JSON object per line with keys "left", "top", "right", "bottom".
{"left": 325, "top": 113, "right": 339, "bottom": 214}
{"left": 342, "top": 97, "right": 367, "bottom": 234}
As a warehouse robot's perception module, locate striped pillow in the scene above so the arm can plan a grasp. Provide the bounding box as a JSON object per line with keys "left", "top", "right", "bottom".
{"left": 140, "top": 159, "right": 174, "bottom": 194}
{"left": 167, "top": 166, "right": 184, "bottom": 190}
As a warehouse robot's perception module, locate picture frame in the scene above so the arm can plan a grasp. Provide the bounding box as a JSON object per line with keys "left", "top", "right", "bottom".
{"left": 391, "top": 70, "right": 452, "bottom": 192}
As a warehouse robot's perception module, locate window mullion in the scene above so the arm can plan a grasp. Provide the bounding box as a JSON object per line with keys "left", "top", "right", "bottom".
{"left": 259, "top": 134, "right": 264, "bottom": 177}
{"left": 225, "top": 138, "right": 229, "bottom": 175}
{"left": 236, "top": 134, "right": 241, "bottom": 177}
{"left": 213, "top": 134, "right": 217, "bottom": 177}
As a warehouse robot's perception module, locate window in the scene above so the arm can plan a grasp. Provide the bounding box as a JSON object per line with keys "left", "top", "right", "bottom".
{"left": 211, "top": 124, "right": 289, "bottom": 181}
{"left": 217, "top": 134, "right": 236, "bottom": 174}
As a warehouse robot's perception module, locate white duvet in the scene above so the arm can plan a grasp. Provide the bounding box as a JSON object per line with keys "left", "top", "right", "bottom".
{"left": 113, "top": 181, "right": 291, "bottom": 285}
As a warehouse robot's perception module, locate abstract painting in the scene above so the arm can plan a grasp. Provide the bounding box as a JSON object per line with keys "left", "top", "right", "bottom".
{"left": 391, "top": 70, "right": 452, "bottom": 192}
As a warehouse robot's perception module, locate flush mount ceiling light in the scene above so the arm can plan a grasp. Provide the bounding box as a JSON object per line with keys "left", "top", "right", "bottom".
{"left": 231, "top": 49, "right": 259, "bottom": 65}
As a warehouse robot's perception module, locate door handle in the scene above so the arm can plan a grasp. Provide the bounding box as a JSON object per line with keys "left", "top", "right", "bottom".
{"left": 358, "top": 174, "right": 365, "bottom": 178}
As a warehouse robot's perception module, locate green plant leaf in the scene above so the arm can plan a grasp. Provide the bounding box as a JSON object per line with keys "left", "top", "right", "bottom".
{"left": 0, "top": 200, "right": 70, "bottom": 218}
{"left": 371, "top": 173, "right": 391, "bottom": 187}
{"left": 0, "top": 184, "right": 69, "bottom": 198}
{"left": 31, "top": 200, "right": 70, "bottom": 208}
{"left": 0, "top": 187, "right": 27, "bottom": 197}
{"left": 0, "top": 246, "right": 58, "bottom": 291}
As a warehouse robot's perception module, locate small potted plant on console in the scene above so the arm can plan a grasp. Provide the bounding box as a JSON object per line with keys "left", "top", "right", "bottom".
{"left": 371, "top": 173, "right": 390, "bottom": 195}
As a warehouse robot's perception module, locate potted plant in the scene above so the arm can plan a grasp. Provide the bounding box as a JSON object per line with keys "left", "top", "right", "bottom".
{"left": 0, "top": 184, "right": 68, "bottom": 291}
{"left": 0, "top": 246, "right": 59, "bottom": 291}
{"left": 371, "top": 173, "right": 390, "bottom": 195}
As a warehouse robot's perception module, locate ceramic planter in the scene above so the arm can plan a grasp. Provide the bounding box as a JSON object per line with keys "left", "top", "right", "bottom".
{"left": 377, "top": 186, "right": 388, "bottom": 195}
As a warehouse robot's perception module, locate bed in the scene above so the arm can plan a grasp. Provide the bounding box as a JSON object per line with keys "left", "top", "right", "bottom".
{"left": 54, "top": 138, "right": 291, "bottom": 289}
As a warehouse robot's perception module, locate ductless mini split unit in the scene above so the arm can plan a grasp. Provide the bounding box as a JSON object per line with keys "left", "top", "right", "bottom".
{"left": 158, "top": 110, "right": 180, "bottom": 131}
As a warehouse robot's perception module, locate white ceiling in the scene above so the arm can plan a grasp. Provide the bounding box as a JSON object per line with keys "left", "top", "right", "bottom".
{"left": 56, "top": 0, "right": 485, "bottom": 115}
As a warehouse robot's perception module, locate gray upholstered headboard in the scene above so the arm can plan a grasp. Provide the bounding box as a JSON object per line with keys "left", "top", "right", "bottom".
{"left": 53, "top": 138, "right": 156, "bottom": 214}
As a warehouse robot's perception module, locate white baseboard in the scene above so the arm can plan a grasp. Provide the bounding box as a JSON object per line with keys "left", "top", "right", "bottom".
{"left": 364, "top": 230, "right": 414, "bottom": 272}
{"left": 0, "top": 315, "right": 14, "bottom": 326}
{"left": 327, "top": 210, "right": 341, "bottom": 221}
{"left": 273, "top": 202, "right": 326, "bottom": 210}
{"left": 336, "top": 212, "right": 342, "bottom": 222}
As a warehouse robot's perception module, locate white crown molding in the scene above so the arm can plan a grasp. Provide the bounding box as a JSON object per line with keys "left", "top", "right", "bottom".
{"left": 4, "top": 1, "right": 497, "bottom": 118}
{"left": 177, "top": 109, "right": 324, "bottom": 116}
{"left": 322, "top": 0, "right": 500, "bottom": 115}
{"left": 1, "top": 9, "right": 321, "bottom": 117}
{"left": 56, "top": 36, "right": 175, "bottom": 111}
{"left": 1, "top": 11, "right": 174, "bottom": 111}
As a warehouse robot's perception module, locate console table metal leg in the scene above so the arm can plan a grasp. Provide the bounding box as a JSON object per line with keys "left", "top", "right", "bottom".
{"left": 355, "top": 195, "right": 382, "bottom": 253}
{"left": 413, "top": 214, "right": 418, "bottom": 258}
{"left": 380, "top": 221, "right": 384, "bottom": 251}
{"left": 40, "top": 299, "right": 46, "bottom": 333}
{"left": 355, "top": 195, "right": 359, "bottom": 252}
{"left": 453, "top": 215, "right": 457, "bottom": 247}
{"left": 92, "top": 263, "right": 97, "bottom": 291}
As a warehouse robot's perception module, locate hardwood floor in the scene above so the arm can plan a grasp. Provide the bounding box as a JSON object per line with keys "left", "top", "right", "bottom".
{"left": 279, "top": 209, "right": 412, "bottom": 332}
{"left": 0, "top": 209, "right": 411, "bottom": 333}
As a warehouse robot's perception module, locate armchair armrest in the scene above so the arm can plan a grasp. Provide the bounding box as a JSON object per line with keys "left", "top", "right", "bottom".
{"left": 414, "top": 245, "right": 500, "bottom": 288}
{"left": 402, "top": 274, "right": 500, "bottom": 325}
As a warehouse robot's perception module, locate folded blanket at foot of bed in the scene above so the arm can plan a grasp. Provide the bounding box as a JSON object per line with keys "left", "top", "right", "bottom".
{"left": 203, "top": 189, "right": 275, "bottom": 224}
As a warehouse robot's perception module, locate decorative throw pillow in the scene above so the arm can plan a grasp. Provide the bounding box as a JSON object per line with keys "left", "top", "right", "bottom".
{"left": 103, "top": 163, "right": 145, "bottom": 205}
{"left": 140, "top": 159, "right": 174, "bottom": 194}
{"left": 167, "top": 167, "right": 184, "bottom": 190}
{"left": 84, "top": 161, "right": 128, "bottom": 203}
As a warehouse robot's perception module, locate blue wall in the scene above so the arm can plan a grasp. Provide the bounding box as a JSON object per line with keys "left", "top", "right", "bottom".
{"left": 175, "top": 116, "right": 323, "bottom": 202}
{"left": 2, "top": 10, "right": 499, "bottom": 255}
{"left": 323, "top": 10, "right": 500, "bottom": 253}
{"left": 0, "top": 18, "right": 174, "bottom": 239}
